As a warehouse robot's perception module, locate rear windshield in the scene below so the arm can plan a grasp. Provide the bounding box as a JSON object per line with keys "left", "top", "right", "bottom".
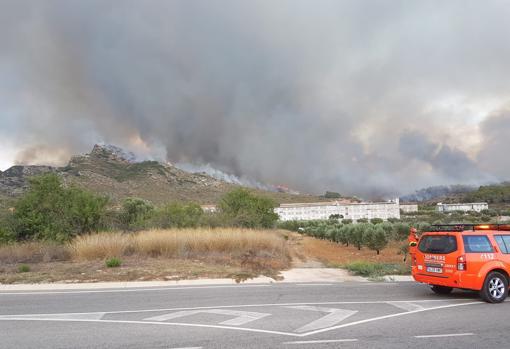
{"left": 418, "top": 235, "right": 457, "bottom": 254}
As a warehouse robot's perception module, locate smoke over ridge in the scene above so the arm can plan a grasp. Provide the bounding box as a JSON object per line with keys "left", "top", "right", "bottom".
{"left": 1, "top": 0, "right": 510, "bottom": 197}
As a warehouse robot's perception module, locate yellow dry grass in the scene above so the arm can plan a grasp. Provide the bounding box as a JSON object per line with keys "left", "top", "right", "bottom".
{"left": 69, "top": 228, "right": 289, "bottom": 261}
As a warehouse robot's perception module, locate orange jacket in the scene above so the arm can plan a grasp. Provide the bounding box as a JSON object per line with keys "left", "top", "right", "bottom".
{"left": 408, "top": 227, "right": 418, "bottom": 254}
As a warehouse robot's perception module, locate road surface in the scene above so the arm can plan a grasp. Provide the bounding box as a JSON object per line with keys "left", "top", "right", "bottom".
{"left": 0, "top": 281, "right": 508, "bottom": 348}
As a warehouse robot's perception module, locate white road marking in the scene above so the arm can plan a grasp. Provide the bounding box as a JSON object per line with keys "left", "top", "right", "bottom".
{"left": 0, "top": 317, "right": 299, "bottom": 337}
{"left": 0, "top": 284, "right": 271, "bottom": 295}
{"left": 0, "top": 300, "right": 483, "bottom": 338}
{"left": 284, "top": 339, "right": 358, "bottom": 344}
{"left": 302, "top": 301, "right": 483, "bottom": 337}
{"left": 295, "top": 284, "right": 333, "bottom": 286}
{"left": 144, "top": 309, "right": 270, "bottom": 326}
{"left": 286, "top": 306, "right": 358, "bottom": 333}
{"left": 0, "top": 312, "right": 105, "bottom": 321}
{"left": 386, "top": 301, "right": 425, "bottom": 312}
{"left": 414, "top": 333, "right": 474, "bottom": 338}
{"left": 0, "top": 299, "right": 468, "bottom": 320}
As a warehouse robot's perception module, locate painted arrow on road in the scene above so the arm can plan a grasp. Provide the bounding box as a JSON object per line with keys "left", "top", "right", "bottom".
{"left": 144, "top": 309, "right": 271, "bottom": 326}
{"left": 286, "top": 306, "right": 358, "bottom": 333}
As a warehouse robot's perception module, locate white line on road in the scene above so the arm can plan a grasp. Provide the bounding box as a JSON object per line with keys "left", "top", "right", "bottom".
{"left": 0, "top": 300, "right": 483, "bottom": 338}
{"left": 0, "top": 299, "right": 473, "bottom": 318}
{"left": 295, "top": 284, "right": 333, "bottom": 286}
{"left": 284, "top": 339, "right": 358, "bottom": 344}
{"left": 414, "top": 333, "right": 474, "bottom": 338}
{"left": 301, "top": 302, "right": 483, "bottom": 337}
{"left": 286, "top": 306, "right": 358, "bottom": 333}
{"left": 0, "top": 284, "right": 271, "bottom": 295}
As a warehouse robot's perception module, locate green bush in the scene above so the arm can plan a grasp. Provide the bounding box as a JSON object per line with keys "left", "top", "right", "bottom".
{"left": 370, "top": 218, "right": 384, "bottom": 224}
{"left": 151, "top": 202, "right": 203, "bottom": 228}
{"left": 119, "top": 197, "right": 154, "bottom": 231}
{"left": 219, "top": 189, "right": 278, "bottom": 228}
{"left": 343, "top": 261, "right": 410, "bottom": 278}
{"left": 18, "top": 264, "right": 30, "bottom": 273}
{"left": 105, "top": 257, "right": 122, "bottom": 268}
{"left": 13, "top": 174, "right": 109, "bottom": 241}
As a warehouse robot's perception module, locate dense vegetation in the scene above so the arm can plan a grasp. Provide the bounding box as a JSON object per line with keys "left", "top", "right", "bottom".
{"left": 463, "top": 182, "right": 510, "bottom": 204}
{"left": 0, "top": 175, "right": 279, "bottom": 243}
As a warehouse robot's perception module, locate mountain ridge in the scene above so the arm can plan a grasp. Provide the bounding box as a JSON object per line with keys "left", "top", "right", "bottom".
{"left": 0, "top": 145, "right": 327, "bottom": 205}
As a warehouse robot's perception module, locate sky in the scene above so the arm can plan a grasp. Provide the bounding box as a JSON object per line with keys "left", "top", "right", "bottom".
{"left": 0, "top": 0, "right": 509, "bottom": 197}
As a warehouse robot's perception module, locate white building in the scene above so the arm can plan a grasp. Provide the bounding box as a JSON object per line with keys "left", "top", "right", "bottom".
{"left": 400, "top": 204, "right": 419, "bottom": 213}
{"left": 275, "top": 199, "right": 401, "bottom": 222}
{"left": 436, "top": 202, "right": 488, "bottom": 213}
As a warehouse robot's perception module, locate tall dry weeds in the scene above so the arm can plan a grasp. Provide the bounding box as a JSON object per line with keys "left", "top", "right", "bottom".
{"left": 68, "top": 228, "right": 289, "bottom": 262}
{"left": 69, "top": 233, "right": 133, "bottom": 260}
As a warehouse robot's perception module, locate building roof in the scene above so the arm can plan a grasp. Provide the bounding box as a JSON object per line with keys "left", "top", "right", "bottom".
{"left": 278, "top": 200, "right": 398, "bottom": 208}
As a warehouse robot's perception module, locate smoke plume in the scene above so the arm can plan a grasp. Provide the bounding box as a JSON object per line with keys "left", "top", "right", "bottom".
{"left": 1, "top": 0, "right": 509, "bottom": 197}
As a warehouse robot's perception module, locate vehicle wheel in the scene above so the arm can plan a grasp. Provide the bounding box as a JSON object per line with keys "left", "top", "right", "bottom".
{"left": 481, "top": 272, "right": 508, "bottom": 303}
{"left": 430, "top": 285, "right": 453, "bottom": 295}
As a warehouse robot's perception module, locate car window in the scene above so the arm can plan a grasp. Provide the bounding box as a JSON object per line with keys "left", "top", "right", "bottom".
{"left": 494, "top": 235, "right": 510, "bottom": 254}
{"left": 418, "top": 235, "right": 457, "bottom": 254}
{"left": 463, "top": 235, "right": 493, "bottom": 253}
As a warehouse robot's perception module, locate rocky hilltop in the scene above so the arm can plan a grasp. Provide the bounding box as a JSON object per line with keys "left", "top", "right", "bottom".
{"left": 0, "top": 145, "right": 324, "bottom": 205}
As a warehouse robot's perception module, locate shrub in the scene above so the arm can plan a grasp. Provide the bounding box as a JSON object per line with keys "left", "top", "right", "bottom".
{"left": 18, "top": 264, "right": 30, "bottom": 273}
{"left": 0, "top": 225, "right": 15, "bottom": 244}
{"left": 219, "top": 189, "right": 278, "bottom": 228}
{"left": 12, "top": 174, "right": 108, "bottom": 241}
{"left": 341, "top": 219, "right": 353, "bottom": 224}
{"left": 370, "top": 218, "right": 384, "bottom": 224}
{"left": 344, "top": 261, "right": 410, "bottom": 278}
{"left": 119, "top": 198, "right": 154, "bottom": 231}
{"left": 151, "top": 202, "right": 203, "bottom": 228}
{"left": 105, "top": 257, "right": 122, "bottom": 268}
{"left": 324, "top": 191, "right": 342, "bottom": 198}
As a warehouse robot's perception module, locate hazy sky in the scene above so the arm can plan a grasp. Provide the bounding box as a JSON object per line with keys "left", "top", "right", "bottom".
{"left": 1, "top": 0, "right": 509, "bottom": 197}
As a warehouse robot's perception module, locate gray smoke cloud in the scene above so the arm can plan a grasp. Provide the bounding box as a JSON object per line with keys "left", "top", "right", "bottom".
{"left": 0, "top": 0, "right": 509, "bottom": 197}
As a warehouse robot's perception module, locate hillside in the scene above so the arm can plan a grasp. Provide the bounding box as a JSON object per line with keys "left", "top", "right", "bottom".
{"left": 0, "top": 145, "right": 326, "bottom": 205}
{"left": 462, "top": 182, "right": 510, "bottom": 206}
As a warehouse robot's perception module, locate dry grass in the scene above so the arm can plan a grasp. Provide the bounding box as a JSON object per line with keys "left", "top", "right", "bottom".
{"left": 69, "top": 228, "right": 289, "bottom": 261}
{"left": 70, "top": 233, "right": 132, "bottom": 260}
{"left": 0, "top": 242, "right": 69, "bottom": 264}
{"left": 288, "top": 232, "right": 407, "bottom": 266}
{"left": 0, "top": 228, "right": 291, "bottom": 284}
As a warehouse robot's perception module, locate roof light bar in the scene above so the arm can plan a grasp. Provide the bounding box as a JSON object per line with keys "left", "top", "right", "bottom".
{"left": 428, "top": 224, "right": 510, "bottom": 232}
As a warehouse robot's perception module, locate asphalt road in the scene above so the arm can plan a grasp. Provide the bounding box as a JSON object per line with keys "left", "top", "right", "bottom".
{"left": 0, "top": 281, "right": 508, "bottom": 349}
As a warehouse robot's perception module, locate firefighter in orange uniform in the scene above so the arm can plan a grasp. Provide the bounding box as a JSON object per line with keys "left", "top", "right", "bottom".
{"left": 408, "top": 227, "right": 418, "bottom": 261}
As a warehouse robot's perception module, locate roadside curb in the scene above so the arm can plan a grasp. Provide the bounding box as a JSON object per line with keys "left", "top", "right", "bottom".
{"left": 383, "top": 275, "right": 413, "bottom": 282}
{"left": 0, "top": 268, "right": 368, "bottom": 291}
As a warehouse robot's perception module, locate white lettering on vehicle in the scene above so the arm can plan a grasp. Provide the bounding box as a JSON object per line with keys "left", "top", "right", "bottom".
{"left": 425, "top": 255, "right": 445, "bottom": 262}
{"left": 480, "top": 253, "right": 495, "bottom": 260}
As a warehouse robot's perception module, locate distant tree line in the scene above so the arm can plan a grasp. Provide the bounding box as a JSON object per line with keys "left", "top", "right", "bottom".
{"left": 278, "top": 220, "right": 425, "bottom": 255}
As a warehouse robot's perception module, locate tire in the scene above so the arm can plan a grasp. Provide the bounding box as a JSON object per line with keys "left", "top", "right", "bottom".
{"left": 430, "top": 285, "right": 453, "bottom": 295}
{"left": 480, "top": 271, "right": 508, "bottom": 303}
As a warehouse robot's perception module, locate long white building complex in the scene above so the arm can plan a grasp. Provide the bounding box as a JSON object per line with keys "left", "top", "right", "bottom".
{"left": 274, "top": 199, "right": 401, "bottom": 221}
{"left": 436, "top": 202, "right": 488, "bottom": 213}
